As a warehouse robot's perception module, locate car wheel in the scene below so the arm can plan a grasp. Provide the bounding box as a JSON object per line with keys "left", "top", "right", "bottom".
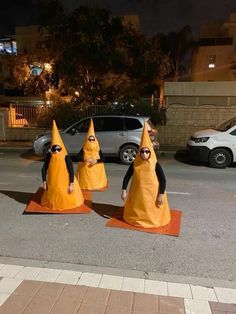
{"left": 209, "top": 148, "right": 231, "bottom": 168}
{"left": 119, "top": 144, "right": 138, "bottom": 165}
{"left": 43, "top": 143, "right": 51, "bottom": 157}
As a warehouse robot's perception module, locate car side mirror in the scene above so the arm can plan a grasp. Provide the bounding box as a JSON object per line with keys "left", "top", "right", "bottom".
{"left": 70, "top": 128, "right": 76, "bottom": 135}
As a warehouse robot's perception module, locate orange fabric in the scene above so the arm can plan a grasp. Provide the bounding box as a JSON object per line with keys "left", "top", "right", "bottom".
{"left": 41, "top": 120, "right": 84, "bottom": 210}
{"left": 76, "top": 118, "right": 108, "bottom": 190}
{"left": 24, "top": 188, "right": 92, "bottom": 214}
{"left": 51, "top": 120, "right": 68, "bottom": 156}
{"left": 106, "top": 209, "right": 182, "bottom": 236}
{"left": 123, "top": 122, "right": 171, "bottom": 228}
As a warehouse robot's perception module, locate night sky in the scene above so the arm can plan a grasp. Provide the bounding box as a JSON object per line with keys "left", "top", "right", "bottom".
{"left": 1, "top": 0, "right": 236, "bottom": 38}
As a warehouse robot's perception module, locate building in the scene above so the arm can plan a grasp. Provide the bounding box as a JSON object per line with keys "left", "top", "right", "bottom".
{"left": 191, "top": 13, "right": 236, "bottom": 81}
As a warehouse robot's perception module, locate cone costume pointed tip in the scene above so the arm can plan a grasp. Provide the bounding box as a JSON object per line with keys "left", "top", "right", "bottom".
{"left": 77, "top": 118, "right": 108, "bottom": 190}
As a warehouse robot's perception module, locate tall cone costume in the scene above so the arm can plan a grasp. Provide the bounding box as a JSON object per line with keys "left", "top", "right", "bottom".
{"left": 123, "top": 123, "right": 171, "bottom": 228}
{"left": 41, "top": 120, "right": 84, "bottom": 210}
{"left": 76, "top": 119, "right": 107, "bottom": 190}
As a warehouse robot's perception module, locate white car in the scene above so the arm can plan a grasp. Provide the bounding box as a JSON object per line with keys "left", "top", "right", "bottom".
{"left": 187, "top": 117, "right": 236, "bottom": 168}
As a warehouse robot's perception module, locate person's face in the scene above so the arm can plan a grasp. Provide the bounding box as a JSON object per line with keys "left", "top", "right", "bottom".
{"left": 51, "top": 145, "right": 62, "bottom": 154}
{"left": 88, "top": 135, "right": 95, "bottom": 143}
{"left": 140, "top": 147, "right": 151, "bottom": 160}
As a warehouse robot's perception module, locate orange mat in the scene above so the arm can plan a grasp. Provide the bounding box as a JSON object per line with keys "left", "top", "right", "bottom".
{"left": 24, "top": 188, "right": 92, "bottom": 214}
{"left": 106, "top": 208, "right": 182, "bottom": 236}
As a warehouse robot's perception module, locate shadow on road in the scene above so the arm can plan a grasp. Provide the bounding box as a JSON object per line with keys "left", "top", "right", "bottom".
{"left": 174, "top": 149, "right": 208, "bottom": 167}
{"left": 20, "top": 149, "right": 44, "bottom": 162}
{"left": 0, "top": 190, "right": 34, "bottom": 205}
{"left": 92, "top": 202, "right": 123, "bottom": 220}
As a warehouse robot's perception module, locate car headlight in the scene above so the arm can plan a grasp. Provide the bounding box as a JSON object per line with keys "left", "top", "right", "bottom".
{"left": 194, "top": 137, "right": 209, "bottom": 143}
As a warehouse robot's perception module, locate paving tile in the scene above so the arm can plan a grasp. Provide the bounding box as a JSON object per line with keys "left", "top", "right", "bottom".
{"left": 0, "top": 293, "right": 10, "bottom": 306}
{"left": 168, "top": 282, "right": 192, "bottom": 299}
{"left": 0, "top": 264, "right": 24, "bottom": 278}
{"left": 77, "top": 301, "right": 107, "bottom": 314}
{"left": 50, "top": 296, "right": 81, "bottom": 314}
{"left": 22, "top": 296, "right": 57, "bottom": 314}
{"left": 190, "top": 284, "right": 217, "bottom": 301}
{"left": 0, "top": 278, "right": 23, "bottom": 294}
{"left": 55, "top": 270, "right": 81, "bottom": 285}
{"left": 15, "top": 267, "right": 42, "bottom": 280}
{"left": 132, "top": 292, "right": 158, "bottom": 312}
{"left": 35, "top": 281, "right": 65, "bottom": 301}
{"left": 131, "top": 311, "right": 157, "bottom": 314}
{"left": 144, "top": 279, "right": 168, "bottom": 296}
{"left": 77, "top": 272, "right": 102, "bottom": 287}
{"left": 121, "top": 277, "right": 145, "bottom": 293}
{"left": 210, "top": 301, "right": 236, "bottom": 312}
{"left": 184, "top": 298, "right": 212, "bottom": 314}
{"left": 0, "top": 265, "right": 5, "bottom": 271}
{"left": 61, "top": 284, "right": 87, "bottom": 302}
{"left": 13, "top": 280, "right": 43, "bottom": 297}
{"left": 34, "top": 268, "right": 62, "bottom": 282}
{"left": 214, "top": 287, "right": 236, "bottom": 303}
{"left": 159, "top": 295, "right": 185, "bottom": 314}
{"left": 0, "top": 294, "right": 32, "bottom": 314}
{"left": 83, "top": 286, "right": 110, "bottom": 306}
{"left": 99, "top": 275, "right": 123, "bottom": 290}
{"left": 105, "top": 290, "right": 134, "bottom": 314}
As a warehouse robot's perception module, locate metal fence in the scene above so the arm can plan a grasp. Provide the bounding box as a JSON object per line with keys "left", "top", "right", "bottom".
{"left": 8, "top": 97, "right": 159, "bottom": 128}
{"left": 8, "top": 104, "right": 40, "bottom": 127}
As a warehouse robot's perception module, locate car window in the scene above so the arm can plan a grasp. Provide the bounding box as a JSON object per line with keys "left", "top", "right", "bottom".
{"left": 97, "top": 117, "right": 124, "bottom": 131}
{"left": 67, "top": 118, "right": 90, "bottom": 133}
{"left": 230, "top": 128, "right": 236, "bottom": 136}
{"left": 93, "top": 117, "right": 104, "bottom": 131}
{"left": 215, "top": 118, "right": 236, "bottom": 131}
{"left": 124, "top": 118, "right": 142, "bottom": 130}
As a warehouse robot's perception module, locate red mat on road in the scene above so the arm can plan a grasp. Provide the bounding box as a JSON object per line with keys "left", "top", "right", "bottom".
{"left": 106, "top": 209, "right": 182, "bottom": 236}
{"left": 24, "top": 188, "right": 92, "bottom": 214}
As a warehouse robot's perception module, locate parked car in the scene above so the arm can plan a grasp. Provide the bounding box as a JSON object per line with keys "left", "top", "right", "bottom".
{"left": 187, "top": 117, "right": 236, "bottom": 168}
{"left": 33, "top": 115, "right": 159, "bottom": 165}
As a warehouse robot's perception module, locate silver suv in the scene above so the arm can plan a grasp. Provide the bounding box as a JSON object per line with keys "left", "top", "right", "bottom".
{"left": 33, "top": 115, "right": 158, "bottom": 165}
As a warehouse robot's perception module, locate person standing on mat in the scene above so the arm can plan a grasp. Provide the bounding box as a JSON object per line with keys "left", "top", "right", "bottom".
{"left": 41, "top": 120, "right": 84, "bottom": 211}
{"left": 76, "top": 118, "right": 108, "bottom": 191}
{"left": 121, "top": 122, "right": 171, "bottom": 228}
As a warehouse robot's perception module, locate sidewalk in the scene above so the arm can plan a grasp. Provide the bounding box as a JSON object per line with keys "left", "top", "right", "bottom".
{"left": 0, "top": 262, "right": 235, "bottom": 313}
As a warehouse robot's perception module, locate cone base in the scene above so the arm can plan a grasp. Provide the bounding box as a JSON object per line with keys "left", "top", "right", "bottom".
{"left": 24, "top": 188, "right": 92, "bottom": 214}
{"left": 106, "top": 208, "right": 182, "bottom": 236}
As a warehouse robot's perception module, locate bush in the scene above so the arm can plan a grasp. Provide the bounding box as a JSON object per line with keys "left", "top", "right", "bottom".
{"left": 37, "top": 103, "right": 81, "bottom": 128}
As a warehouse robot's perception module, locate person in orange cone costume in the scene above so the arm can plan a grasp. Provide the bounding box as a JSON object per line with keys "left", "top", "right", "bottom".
{"left": 121, "top": 122, "right": 171, "bottom": 228}
{"left": 76, "top": 119, "right": 107, "bottom": 190}
{"left": 41, "top": 120, "right": 84, "bottom": 210}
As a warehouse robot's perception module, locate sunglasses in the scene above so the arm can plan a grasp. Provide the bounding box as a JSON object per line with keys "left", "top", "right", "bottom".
{"left": 51, "top": 147, "right": 62, "bottom": 152}
{"left": 140, "top": 150, "right": 150, "bottom": 154}
{"left": 88, "top": 137, "right": 95, "bottom": 142}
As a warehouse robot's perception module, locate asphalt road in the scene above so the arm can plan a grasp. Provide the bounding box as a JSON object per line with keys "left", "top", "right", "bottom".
{"left": 0, "top": 149, "right": 235, "bottom": 284}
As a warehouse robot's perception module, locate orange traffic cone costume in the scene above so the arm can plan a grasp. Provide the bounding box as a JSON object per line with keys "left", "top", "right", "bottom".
{"left": 76, "top": 119, "right": 108, "bottom": 191}
{"left": 41, "top": 120, "right": 84, "bottom": 210}
{"left": 123, "top": 123, "right": 171, "bottom": 228}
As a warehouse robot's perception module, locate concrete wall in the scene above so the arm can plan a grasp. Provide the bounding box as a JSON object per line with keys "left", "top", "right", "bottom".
{"left": 157, "top": 81, "right": 236, "bottom": 146}
{"left": 157, "top": 105, "right": 236, "bottom": 146}
{"left": 5, "top": 127, "right": 47, "bottom": 141}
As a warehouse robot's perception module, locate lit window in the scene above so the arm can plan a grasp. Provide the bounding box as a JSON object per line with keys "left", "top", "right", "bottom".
{"left": 208, "top": 55, "right": 216, "bottom": 68}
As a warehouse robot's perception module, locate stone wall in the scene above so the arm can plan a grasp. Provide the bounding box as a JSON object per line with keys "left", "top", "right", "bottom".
{"left": 157, "top": 105, "right": 236, "bottom": 146}
{"left": 5, "top": 127, "right": 48, "bottom": 141}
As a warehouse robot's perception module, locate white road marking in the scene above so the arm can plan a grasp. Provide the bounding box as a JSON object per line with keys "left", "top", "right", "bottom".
{"left": 0, "top": 182, "right": 12, "bottom": 185}
{"left": 167, "top": 191, "right": 191, "bottom": 195}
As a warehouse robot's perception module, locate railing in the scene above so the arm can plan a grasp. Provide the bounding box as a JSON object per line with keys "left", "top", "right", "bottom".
{"left": 8, "top": 104, "right": 40, "bottom": 127}
{"left": 8, "top": 97, "right": 161, "bottom": 128}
